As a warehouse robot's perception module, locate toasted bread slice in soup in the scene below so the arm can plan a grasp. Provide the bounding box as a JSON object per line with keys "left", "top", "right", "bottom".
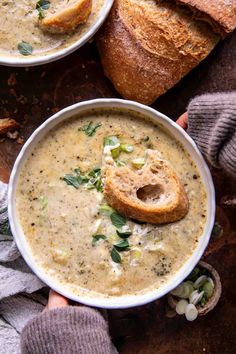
{"left": 104, "top": 150, "right": 189, "bottom": 224}
{"left": 40, "top": 0, "right": 92, "bottom": 33}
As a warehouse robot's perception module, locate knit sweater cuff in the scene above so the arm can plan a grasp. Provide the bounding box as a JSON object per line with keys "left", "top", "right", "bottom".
{"left": 21, "top": 306, "right": 116, "bottom": 354}
{"left": 187, "top": 92, "right": 236, "bottom": 176}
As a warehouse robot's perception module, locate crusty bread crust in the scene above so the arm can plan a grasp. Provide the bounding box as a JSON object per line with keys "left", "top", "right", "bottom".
{"left": 177, "top": 0, "right": 236, "bottom": 36}
{"left": 40, "top": 0, "right": 92, "bottom": 34}
{"left": 0, "top": 118, "right": 20, "bottom": 135}
{"left": 104, "top": 150, "right": 189, "bottom": 224}
{"left": 96, "top": 0, "right": 219, "bottom": 105}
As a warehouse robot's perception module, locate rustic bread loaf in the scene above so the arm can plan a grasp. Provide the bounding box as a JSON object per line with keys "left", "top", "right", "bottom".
{"left": 104, "top": 150, "right": 189, "bottom": 224}
{"left": 40, "top": 0, "right": 92, "bottom": 33}
{"left": 177, "top": 0, "right": 236, "bottom": 36}
{"left": 96, "top": 0, "right": 220, "bottom": 104}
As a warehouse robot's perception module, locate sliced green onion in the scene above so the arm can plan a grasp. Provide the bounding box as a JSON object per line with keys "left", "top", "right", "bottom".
{"left": 202, "top": 280, "right": 214, "bottom": 299}
{"left": 194, "top": 275, "right": 208, "bottom": 289}
{"left": 116, "top": 160, "right": 126, "bottom": 167}
{"left": 176, "top": 299, "right": 188, "bottom": 315}
{"left": 185, "top": 304, "right": 198, "bottom": 321}
{"left": 171, "top": 282, "right": 194, "bottom": 299}
{"left": 120, "top": 144, "right": 133, "bottom": 153}
{"left": 111, "top": 146, "right": 121, "bottom": 159}
{"left": 99, "top": 204, "right": 115, "bottom": 216}
{"left": 189, "top": 290, "right": 204, "bottom": 305}
{"left": 131, "top": 158, "right": 145, "bottom": 169}
{"left": 104, "top": 136, "right": 120, "bottom": 146}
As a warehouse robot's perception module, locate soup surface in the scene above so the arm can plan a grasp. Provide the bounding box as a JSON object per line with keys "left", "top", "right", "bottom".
{"left": 16, "top": 109, "right": 207, "bottom": 298}
{"left": 0, "top": 0, "right": 104, "bottom": 58}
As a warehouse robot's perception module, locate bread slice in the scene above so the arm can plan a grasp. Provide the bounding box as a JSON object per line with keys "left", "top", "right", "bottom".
{"left": 40, "top": 0, "right": 92, "bottom": 33}
{"left": 177, "top": 0, "right": 236, "bottom": 36}
{"left": 96, "top": 0, "right": 220, "bottom": 104}
{"left": 0, "top": 118, "right": 20, "bottom": 135}
{"left": 104, "top": 150, "right": 189, "bottom": 224}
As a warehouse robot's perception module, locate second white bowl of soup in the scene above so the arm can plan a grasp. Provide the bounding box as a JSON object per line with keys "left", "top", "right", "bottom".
{"left": 8, "top": 99, "right": 215, "bottom": 308}
{"left": 0, "top": 0, "right": 113, "bottom": 66}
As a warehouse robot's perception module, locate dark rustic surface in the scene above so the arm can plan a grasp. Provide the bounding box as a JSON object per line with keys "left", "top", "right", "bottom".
{"left": 0, "top": 30, "right": 236, "bottom": 354}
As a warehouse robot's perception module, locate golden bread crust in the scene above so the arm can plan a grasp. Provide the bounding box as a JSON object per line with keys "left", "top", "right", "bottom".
{"left": 40, "top": 0, "right": 92, "bottom": 33}
{"left": 104, "top": 150, "right": 189, "bottom": 224}
{"left": 177, "top": 0, "right": 236, "bottom": 35}
{"left": 97, "top": 0, "right": 219, "bottom": 104}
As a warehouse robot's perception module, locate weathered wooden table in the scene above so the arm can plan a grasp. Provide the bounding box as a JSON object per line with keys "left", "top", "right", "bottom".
{"left": 0, "top": 31, "right": 236, "bottom": 354}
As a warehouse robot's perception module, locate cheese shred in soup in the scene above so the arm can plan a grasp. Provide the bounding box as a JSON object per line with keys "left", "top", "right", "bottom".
{"left": 16, "top": 109, "right": 207, "bottom": 298}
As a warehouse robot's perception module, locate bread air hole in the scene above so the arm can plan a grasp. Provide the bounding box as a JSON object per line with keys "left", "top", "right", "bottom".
{"left": 136, "top": 184, "right": 164, "bottom": 203}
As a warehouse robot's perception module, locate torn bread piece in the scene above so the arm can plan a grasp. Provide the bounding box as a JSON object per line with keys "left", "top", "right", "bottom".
{"left": 39, "top": 0, "right": 92, "bottom": 34}
{"left": 0, "top": 118, "right": 20, "bottom": 136}
{"left": 104, "top": 150, "right": 189, "bottom": 224}
{"left": 176, "top": 0, "right": 236, "bottom": 36}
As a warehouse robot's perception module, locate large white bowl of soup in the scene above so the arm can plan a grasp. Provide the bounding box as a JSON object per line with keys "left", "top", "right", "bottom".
{"left": 0, "top": 0, "right": 113, "bottom": 67}
{"left": 8, "top": 99, "right": 215, "bottom": 309}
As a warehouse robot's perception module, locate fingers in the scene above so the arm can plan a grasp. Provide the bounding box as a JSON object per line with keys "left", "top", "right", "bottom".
{"left": 176, "top": 112, "right": 188, "bottom": 130}
{"left": 45, "top": 290, "right": 69, "bottom": 311}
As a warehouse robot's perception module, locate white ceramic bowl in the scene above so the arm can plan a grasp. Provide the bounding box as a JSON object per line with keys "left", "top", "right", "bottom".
{"left": 8, "top": 99, "right": 215, "bottom": 309}
{"left": 0, "top": 0, "right": 114, "bottom": 67}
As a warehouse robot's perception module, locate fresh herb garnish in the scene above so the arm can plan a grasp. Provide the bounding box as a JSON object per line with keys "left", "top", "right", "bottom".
{"left": 36, "top": 0, "right": 50, "bottom": 19}
{"left": 116, "top": 229, "right": 132, "bottom": 239}
{"left": 111, "top": 247, "right": 122, "bottom": 263}
{"left": 114, "top": 239, "right": 129, "bottom": 252}
{"left": 103, "top": 136, "right": 120, "bottom": 146}
{"left": 61, "top": 167, "right": 103, "bottom": 192}
{"left": 17, "top": 41, "right": 33, "bottom": 56}
{"left": 116, "top": 160, "right": 126, "bottom": 167}
{"left": 110, "top": 212, "right": 126, "bottom": 228}
{"left": 78, "top": 121, "right": 102, "bottom": 137}
{"left": 92, "top": 234, "right": 106, "bottom": 245}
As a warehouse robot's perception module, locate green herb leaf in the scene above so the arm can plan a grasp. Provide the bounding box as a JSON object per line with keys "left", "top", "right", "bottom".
{"left": 111, "top": 247, "right": 122, "bottom": 263}
{"left": 36, "top": 0, "right": 50, "bottom": 19}
{"left": 110, "top": 212, "right": 126, "bottom": 228}
{"left": 78, "top": 121, "right": 102, "bottom": 137}
{"left": 99, "top": 204, "right": 115, "bottom": 216}
{"left": 114, "top": 239, "right": 129, "bottom": 252}
{"left": 116, "top": 160, "right": 126, "bottom": 167}
{"left": 61, "top": 174, "right": 81, "bottom": 189}
{"left": 17, "top": 42, "right": 33, "bottom": 56}
{"left": 116, "top": 229, "right": 132, "bottom": 239}
{"left": 61, "top": 167, "right": 102, "bottom": 192}
{"left": 103, "top": 136, "right": 120, "bottom": 146}
{"left": 92, "top": 234, "right": 106, "bottom": 245}
{"left": 120, "top": 144, "right": 133, "bottom": 153}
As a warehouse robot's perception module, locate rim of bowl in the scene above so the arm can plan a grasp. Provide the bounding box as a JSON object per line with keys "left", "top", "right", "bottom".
{"left": 0, "top": 0, "right": 114, "bottom": 67}
{"left": 8, "top": 98, "right": 216, "bottom": 309}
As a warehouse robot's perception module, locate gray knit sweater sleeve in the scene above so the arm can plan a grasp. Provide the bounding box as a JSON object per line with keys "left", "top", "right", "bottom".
{"left": 187, "top": 92, "right": 236, "bottom": 177}
{"left": 20, "top": 307, "right": 117, "bottom": 354}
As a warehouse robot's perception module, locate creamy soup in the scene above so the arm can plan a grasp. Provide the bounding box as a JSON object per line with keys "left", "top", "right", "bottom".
{"left": 16, "top": 109, "right": 207, "bottom": 298}
{"left": 0, "top": 0, "right": 104, "bottom": 58}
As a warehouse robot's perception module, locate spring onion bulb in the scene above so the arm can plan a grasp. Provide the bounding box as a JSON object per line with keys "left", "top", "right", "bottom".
{"left": 203, "top": 281, "right": 214, "bottom": 299}
{"left": 194, "top": 275, "right": 208, "bottom": 289}
{"left": 176, "top": 299, "right": 188, "bottom": 315}
{"left": 185, "top": 304, "right": 198, "bottom": 321}
{"left": 189, "top": 290, "right": 204, "bottom": 305}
